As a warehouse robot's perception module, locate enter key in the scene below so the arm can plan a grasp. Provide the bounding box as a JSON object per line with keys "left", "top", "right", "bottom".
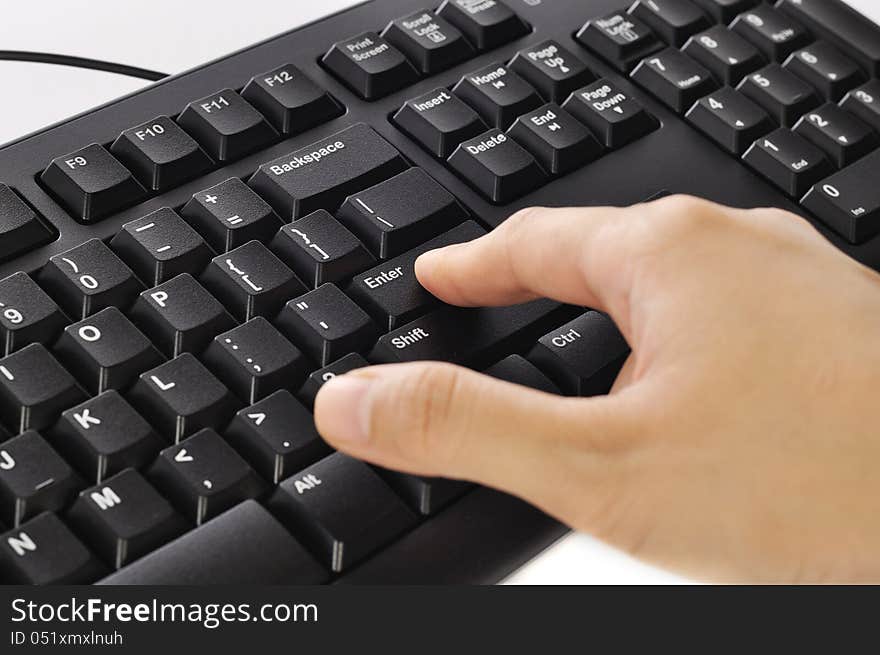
{"left": 346, "top": 220, "right": 486, "bottom": 330}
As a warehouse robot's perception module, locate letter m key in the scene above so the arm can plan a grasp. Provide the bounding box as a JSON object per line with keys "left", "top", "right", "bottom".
{"left": 91, "top": 486, "right": 122, "bottom": 510}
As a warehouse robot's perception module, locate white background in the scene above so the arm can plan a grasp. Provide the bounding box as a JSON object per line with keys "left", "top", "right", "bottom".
{"left": 1, "top": 0, "right": 876, "bottom": 583}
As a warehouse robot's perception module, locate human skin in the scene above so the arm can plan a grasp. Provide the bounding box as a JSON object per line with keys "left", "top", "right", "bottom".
{"left": 314, "top": 195, "right": 880, "bottom": 583}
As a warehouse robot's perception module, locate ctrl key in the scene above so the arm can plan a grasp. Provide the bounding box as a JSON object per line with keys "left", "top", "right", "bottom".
{"left": 0, "top": 513, "right": 106, "bottom": 584}
{"left": 448, "top": 129, "right": 547, "bottom": 203}
{"left": 269, "top": 452, "right": 417, "bottom": 572}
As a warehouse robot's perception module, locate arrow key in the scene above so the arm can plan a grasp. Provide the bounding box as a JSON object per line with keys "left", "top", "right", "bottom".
{"left": 226, "top": 390, "right": 331, "bottom": 484}
{"left": 149, "top": 428, "right": 266, "bottom": 525}
{"left": 53, "top": 391, "right": 164, "bottom": 483}
{"left": 793, "top": 103, "right": 879, "bottom": 168}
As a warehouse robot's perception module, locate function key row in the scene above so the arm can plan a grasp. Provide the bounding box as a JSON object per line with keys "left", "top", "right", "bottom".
{"left": 38, "top": 66, "right": 343, "bottom": 223}
{"left": 321, "top": 0, "right": 529, "bottom": 100}
{"left": 393, "top": 42, "right": 659, "bottom": 203}
{"left": 575, "top": 1, "right": 880, "bottom": 244}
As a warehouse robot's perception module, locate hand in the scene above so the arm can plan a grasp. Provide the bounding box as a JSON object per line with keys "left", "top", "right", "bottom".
{"left": 314, "top": 195, "right": 880, "bottom": 583}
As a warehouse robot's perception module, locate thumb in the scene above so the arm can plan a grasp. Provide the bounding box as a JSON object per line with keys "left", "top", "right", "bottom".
{"left": 314, "top": 362, "right": 635, "bottom": 515}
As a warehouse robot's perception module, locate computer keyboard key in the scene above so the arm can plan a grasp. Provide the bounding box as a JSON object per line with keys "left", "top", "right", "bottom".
{"left": 201, "top": 240, "right": 306, "bottom": 321}
{"left": 484, "top": 354, "right": 560, "bottom": 394}
{"left": 371, "top": 298, "right": 571, "bottom": 368}
{"left": 149, "top": 428, "right": 265, "bottom": 525}
{"left": 129, "top": 274, "right": 235, "bottom": 358}
{"left": 801, "top": 150, "right": 880, "bottom": 244}
{"left": 777, "top": 0, "right": 880, "bottom": 77}
{"left": 0, "top": 185, "right": 54, "bottom": 262}
{"left": 276, "top": 284, "right": 378, "bottom": 366}
{"left": 436, "top": 0, "right": 528, "bottom": 51}
{"left": 178, "top": 89, "right": 277, "bottom": 162}
{"left": 181, "top": 177, "right": 283, "bottom": 253}
{"left": 203, "top": 317, "right": 310, "bottom": 403}
{"left": 575, "top": 11, "right": 663, "bottom": 73}
{"left": 0, "top": 430, "right": 82, "bottom": 526}
{"left": 55, "top": 307, "right": 164, "bottom": 394}
{"left": 128, "top": 353, "right": 240, "bottom": 442}
{"left": 743, "top": 128, "right": 834, "bottom": 197}
{"left": 736, "top": 64, "right": 821, "bottom": 127}
{"left": 321, "top": 32, "right": 418, "bottom": 100}
{"left": 54, "top": 391, "right": 164, "bottom": 483}
{"left": 508, "top": 41, "right": 595, "bottom": 104}
{"left": 98, "top": 500, "right": 327, "bottom": 584}
{"left": 783, "top": 42, "right": 866, "bottom": 102}
{"left": 337, "top": 168, "right": 469, "bottom": 259}
{"left": 40, "top": 144, "right": 146, "bottom": 223}
{"left": 226, "top": 390, "right": 331, "bottom": 484}
{"left": 528, "top": 311, "right": 630, "bottom": 396}
{"left": 690, "top": 0, "right": 757, "bottom": 24}
{"left": 629, "top": 0, "right": 711, "bottom": 48}
{"left": 67, "top": 469, "right": 186, "bottom": 569}
{"left": 110, "top": 115, "right": 213, "bottom": 191}
{"left": 0, "top": 272, "right": 68, "bottom": 356}
{"left": 508, "top": 103, "right": 603, "bottom": 176}
{"left": 376, "top": 470, "right": 469, "bottom": 516}
{"left": 392, "top": 88, "right": 488, "bottom": 158}
{"left": 793, "top": 104, "right": 879, "bottom": 168}
{"left": 241, "top": 64, "right": 342, "bottom": 135}
{"left": 0, "top": 344, "right": 86, "bottom": 434}
{"left": 685, "top": 86, "right": 774, "bottom": 155}
{"left": 270, "top": 210, "right": 375, "bottom": 288}
{"left": 269, "top": 452, "right": 417, "bottom": 571}
{"left": 839, "top": 81, "right": 880, "bottom": 133}
{"left": 0, "top": 513, "right": 106, "bottom": 584}
{"left": 453, "top": 63, "right": 542, "bottom": 128}
{"left": 631, "top": 47, "right": 718, "bottom": 114}
{"left": 448, "top": 129, "right": 547, "bottom": 203}
{"left": 298, "top": 353, "right": 369, "bottom": 407}
{"left": 39, "top": 238, "right": 145, "bottom": 319}
{"left": 110, "top": 208, "right": 214, "bottom": 285}
{"left": 681, "top": 26, "right": 765, "bottom": 86}
{"left": 562, "top": 79, "right": 660, "bottom": 149}
{"left": 381, "top": 9, "right": 474, "bottom": 74}
{"left": 730, "top": 5, "right": 810, "bottom": 63}
{"left": 249, "top": 123, "right": 408, "bottom": 220}
{"left": 348, "top": 220, "right": 486, "bottom": 331}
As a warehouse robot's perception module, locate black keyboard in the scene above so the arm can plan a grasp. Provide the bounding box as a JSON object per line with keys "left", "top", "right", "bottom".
{"left": 0, "top": 0, "right": 878, "bottom": 585}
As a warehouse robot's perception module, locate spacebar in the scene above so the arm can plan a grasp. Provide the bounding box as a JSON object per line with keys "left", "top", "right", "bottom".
{"left": 98, "top": 501, "right": 328, "bottom": 584}
{"left": 369, "top": 299, "right": 573, "bottom": 368}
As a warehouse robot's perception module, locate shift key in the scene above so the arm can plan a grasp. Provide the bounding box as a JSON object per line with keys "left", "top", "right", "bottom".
{"left": 370, "top": 299, "right": 574, "bottom": 368}
{"left": 249, "top": 123, "right": 407, "bottom": 220}
{"left": 348, "top": 220, "right": 486, "bottom": 330}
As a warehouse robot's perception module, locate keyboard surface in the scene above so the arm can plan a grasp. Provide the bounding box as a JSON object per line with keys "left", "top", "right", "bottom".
{"left": 1, "top": 0, "right": 879, "bottom": 585}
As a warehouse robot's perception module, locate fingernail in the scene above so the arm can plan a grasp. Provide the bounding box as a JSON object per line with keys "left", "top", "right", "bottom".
{"left": 314, "top": 374, "right": 374, "bottom": 444}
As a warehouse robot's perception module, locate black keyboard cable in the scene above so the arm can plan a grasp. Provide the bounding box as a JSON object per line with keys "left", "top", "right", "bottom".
{"left": 0, "top": 50, "right": 167, "bottom": 81}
